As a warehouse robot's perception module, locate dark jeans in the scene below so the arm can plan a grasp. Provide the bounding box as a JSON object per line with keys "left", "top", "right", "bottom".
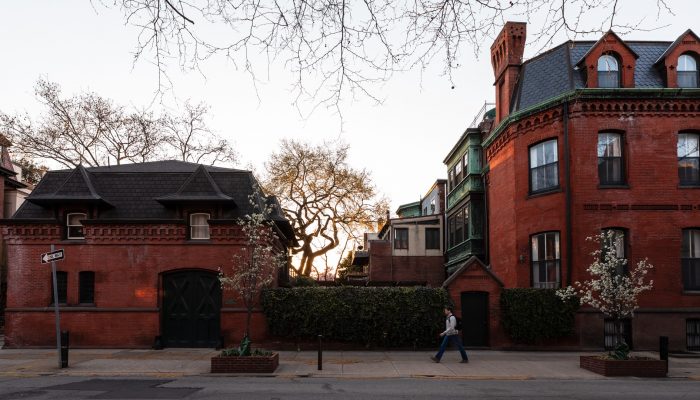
{"left": 435, "top": 334, "right": 468, "bottom": 361}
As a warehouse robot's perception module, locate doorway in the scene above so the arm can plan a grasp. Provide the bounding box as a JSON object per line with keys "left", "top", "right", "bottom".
{"left": 460, "top": 291, "right": 489, "bottom": 347}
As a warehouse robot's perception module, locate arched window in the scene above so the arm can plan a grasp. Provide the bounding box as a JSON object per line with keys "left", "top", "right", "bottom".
{"left": 678, "top": 54, "right": 698, "bottom": 88}
{"left": 598, "top": 54, "right": 620, "bottom": 88}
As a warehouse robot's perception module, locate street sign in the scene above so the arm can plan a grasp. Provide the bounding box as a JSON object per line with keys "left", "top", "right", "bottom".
{"left": 41, "top": 249, "right": 65, "bottom": 264}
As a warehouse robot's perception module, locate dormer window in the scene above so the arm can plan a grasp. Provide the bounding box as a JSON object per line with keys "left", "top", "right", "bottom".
{"left": 190, "top": 213, "right": 210, "bottom": 239}
{"left": 598, "top": 54, "right": 620, "bottom": 88}
{"left": 66, "top": 213, "right": 87, "bottom": 239}
{"left": 678, "top": 54, "right": 698, "bottom": 88}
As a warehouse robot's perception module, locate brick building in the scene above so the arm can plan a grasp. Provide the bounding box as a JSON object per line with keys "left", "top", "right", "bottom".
{"left": 352, "top": 180, "right": 447, "bottom": 287}
{"left": 1, "top": 161, "right": 294, "bottom": 348}
{"left": 445, "top": 23, "right": 700, "bottom": 350}
{"left": 0, "top": 137, "right": 29, "bottom": 330}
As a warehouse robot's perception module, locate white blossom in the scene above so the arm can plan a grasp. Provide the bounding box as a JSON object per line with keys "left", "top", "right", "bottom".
{"left": 557, "top": 231, "right": 654, "bottom": 355}
{"left": 219, "top": 187, "right": 287, "bottom": 340}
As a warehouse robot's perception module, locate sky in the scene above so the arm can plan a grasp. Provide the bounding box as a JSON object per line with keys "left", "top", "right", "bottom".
{"left": 0, "top": 1, "right": 696, "bottom": 215}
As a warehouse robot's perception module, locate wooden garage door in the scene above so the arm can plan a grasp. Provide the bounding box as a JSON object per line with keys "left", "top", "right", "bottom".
{"left": 162, "top": 270, "right": 221, "bottom": 348}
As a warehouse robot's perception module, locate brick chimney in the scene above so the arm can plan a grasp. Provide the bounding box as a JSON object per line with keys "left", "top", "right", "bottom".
{"left": 490, "top": 22, "right": 527, "bottom": 124}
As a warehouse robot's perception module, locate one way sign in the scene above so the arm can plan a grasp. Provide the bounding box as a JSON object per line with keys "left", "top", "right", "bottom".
{"left": 41, "top": 249, "right": 65, "bottom": 264}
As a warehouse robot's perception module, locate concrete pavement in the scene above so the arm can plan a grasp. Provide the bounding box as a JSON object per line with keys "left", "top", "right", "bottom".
{"left": 1, "top": 346, "right": 699, "bottom": 380}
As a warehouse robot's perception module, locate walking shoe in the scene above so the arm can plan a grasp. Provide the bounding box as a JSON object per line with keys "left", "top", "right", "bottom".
{"left": 430, "top": 356, "right": 440, "bottom": 363}
{"left": 460, "top": 359, "right": 469, "bottom": 363}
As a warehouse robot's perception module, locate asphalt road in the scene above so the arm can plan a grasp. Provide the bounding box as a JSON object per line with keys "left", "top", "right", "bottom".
{"left": 0, "top": 376, "right": 698, "bottom": 399}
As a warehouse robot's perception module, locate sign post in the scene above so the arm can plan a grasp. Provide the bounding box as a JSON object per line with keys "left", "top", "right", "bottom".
{"left": 42, "top": 246, "right": 65, "bottom": 368}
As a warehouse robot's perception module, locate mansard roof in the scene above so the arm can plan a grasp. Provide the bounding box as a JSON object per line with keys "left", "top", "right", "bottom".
{"left": 14, "top": 161, "right": 287, "bottom": 227}
{"left": 511, "top": 39, "right": 673, "bottom": 113}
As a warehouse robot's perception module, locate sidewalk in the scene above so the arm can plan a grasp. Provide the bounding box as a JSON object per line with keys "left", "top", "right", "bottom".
{"left": 1, "top": 347, "right": 699, "bottom": 380}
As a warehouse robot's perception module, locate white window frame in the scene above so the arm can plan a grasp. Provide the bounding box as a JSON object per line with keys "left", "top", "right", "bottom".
{"left": 190, "top": 213, "right": 211, "bottom": 240}
{"left": 66, "top": 213, "right": 87, "bottom": 239}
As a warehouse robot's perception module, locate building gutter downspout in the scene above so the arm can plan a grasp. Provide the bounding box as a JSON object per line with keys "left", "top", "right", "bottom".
{"left": 562, "top": 101, "right": 573, "bottom": 286}
{"left": 482, "top": 173, "right": 489, "bottom": 266}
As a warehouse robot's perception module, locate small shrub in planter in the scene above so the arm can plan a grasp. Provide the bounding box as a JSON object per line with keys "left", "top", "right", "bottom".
{"left": 211, "top": 338, "right": 279, "bottom": 373}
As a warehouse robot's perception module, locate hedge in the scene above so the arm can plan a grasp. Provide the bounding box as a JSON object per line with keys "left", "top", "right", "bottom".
{"left": 261, "top": 287, "right": 450, "bottom": 347}
{"left": 500, "top": 288, "right": 580, "bottom": 344}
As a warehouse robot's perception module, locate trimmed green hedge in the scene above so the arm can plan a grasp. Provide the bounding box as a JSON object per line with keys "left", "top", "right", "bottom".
{"left": 261, "top": 287, "right": 450, "bottom": 347}
{"left": 500, "top": 288, "right": 580, "bottom": 344}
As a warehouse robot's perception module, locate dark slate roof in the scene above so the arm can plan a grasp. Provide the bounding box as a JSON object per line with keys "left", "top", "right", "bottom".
{"left": 65, "top": 160, "right": 240, "bottom": 173}
{"left": 512, "top": 40, "right": 672, "bottom": 112}
{"left": 13, "top": 161, "right": 284, "bottom": 225}
{"left": 27, "top": 165, "right": 110, "bottom": 206}
{"left": 155, "top": 165, "right": 234, "bottom": 204}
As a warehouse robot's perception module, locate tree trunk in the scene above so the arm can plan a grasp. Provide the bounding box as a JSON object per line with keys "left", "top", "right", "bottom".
{"left": 245, "top": 305, "right": 253, "bottom": 340}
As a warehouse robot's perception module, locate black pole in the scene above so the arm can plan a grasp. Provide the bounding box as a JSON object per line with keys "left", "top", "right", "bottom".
{"left": 60, "top": 330, "right": 69, "bottom": 368}
{"left": 318, "top": 335, "right": 323, "bottom": 370}
{"left": 660, "top": 336, "right": 669, "bottom": 374}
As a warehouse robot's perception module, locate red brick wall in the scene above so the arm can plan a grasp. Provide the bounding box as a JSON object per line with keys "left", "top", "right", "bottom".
{"left": 491, "top": 22, "right": 527, "bottom": 124}
{"left": 444, "top": 262, "right": 508, "bottom": 347}
{"left": 2, "top": 223, "right": 279, "bottom": 348}
{"left": 484, "top": 98, "right": 700, "bottom": 349}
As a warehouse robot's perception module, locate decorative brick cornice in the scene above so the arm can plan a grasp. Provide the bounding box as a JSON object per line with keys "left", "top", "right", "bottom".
{"left": 2, "top": 225, "right": 61, "bottom": 244}
{"left": 86, "top": 224, "right": 188, "bottom": 243}
{"left": 484, "top": 91, "right": 700, "bottom": 163}
{"left": 2, "top": 223, "right": 248, "bottom": 244}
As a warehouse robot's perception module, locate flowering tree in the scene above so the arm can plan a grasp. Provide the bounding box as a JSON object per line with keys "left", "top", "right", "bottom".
{"left": 557, "top": 230, "right": 654, "bottom": 359}
{"left": 219, "top": 191, "right": 287, "bottom": 342}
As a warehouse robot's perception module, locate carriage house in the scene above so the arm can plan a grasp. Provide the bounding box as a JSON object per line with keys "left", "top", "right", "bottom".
{"left": 1, "top": 161, "right": 294, "bottom": 348}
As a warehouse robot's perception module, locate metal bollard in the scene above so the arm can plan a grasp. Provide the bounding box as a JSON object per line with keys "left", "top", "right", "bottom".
{"left": 60, "top": 331, "right": 69, "bottom": 368}
{"left": 659, "top": 336, "right": 669, "bottom": 373}
{"left": 318, "top": 335, "right": 323, "bottom": 370}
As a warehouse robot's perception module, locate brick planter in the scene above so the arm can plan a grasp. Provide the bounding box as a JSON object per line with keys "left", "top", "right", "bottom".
{"left": 580, "top": 356, "right": 667, "bottom": 377}
{"left": 211, "top": 353, "right": 279, "bottom": 373}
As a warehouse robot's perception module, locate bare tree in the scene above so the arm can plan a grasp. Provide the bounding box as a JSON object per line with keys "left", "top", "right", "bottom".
{"left": 0, "top": 79, "right": 237, "bottom": 168}
{"left": 102, "top": 0, "right": 675, "bottom": 109}
{"left": 264, "top": 139, "right": 388, "bottom": 276}
{"left": 162, "top": 101, "right": 237, "bottom": 165}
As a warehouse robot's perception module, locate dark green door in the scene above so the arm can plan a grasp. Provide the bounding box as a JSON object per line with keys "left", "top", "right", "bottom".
{"left": 162, "top": 270, "right": 221, "bottom": 347}
{"left": 460, "top": 291, "right": 489, "bottom": 347}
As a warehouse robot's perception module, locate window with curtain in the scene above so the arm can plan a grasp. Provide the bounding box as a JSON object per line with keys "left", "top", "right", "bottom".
{"left": 682, "top": 229, "right": 700, "bottom": 291}
{"left": 602, "top": 228, "right": 627, "bottom": 275}
{"left": 598, "top": 54, "right": 620, "bottom": 88}
{"left": 678, "top": 54, "right": 698, "bottom": 88}
{"left": 598, "top": 132, "right": 625, "bottom": 185}
{"left": 190, "top": 213, "right": 211, "bottom": 239}
{"left": 394, "top": 228, "right": 408, "bottom": 249}
{"left": 67, "top": 213, "right": 87, "bottom": 239}
{"left": 531, "top": 232, "right": 561, "bottom": 288}
{"left": 529, "top": 140, "right": 559, "bottom": 193}
{"left": 678, "top": 133, "right": 700, "bottom": 186}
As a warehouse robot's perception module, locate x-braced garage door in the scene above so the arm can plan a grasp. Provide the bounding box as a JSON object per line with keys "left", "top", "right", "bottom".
{"left": 162, "top": 270, "right": 221, "bottom": 348}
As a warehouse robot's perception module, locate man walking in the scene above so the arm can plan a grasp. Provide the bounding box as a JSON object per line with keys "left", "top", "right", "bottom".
{"left": 431, "top": 306, "right": 469, "bottom": 363}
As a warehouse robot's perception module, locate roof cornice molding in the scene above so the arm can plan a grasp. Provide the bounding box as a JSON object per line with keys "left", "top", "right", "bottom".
{"left": 483, "top": 88, "right": 700, "bottom": 149}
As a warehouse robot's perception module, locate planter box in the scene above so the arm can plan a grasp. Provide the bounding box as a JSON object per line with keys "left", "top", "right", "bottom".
{"left": 211, "top": 353, "right": 279, "bottom": 373}
{"left": 580, "top": 355, "right": 667, "bottom": 377}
